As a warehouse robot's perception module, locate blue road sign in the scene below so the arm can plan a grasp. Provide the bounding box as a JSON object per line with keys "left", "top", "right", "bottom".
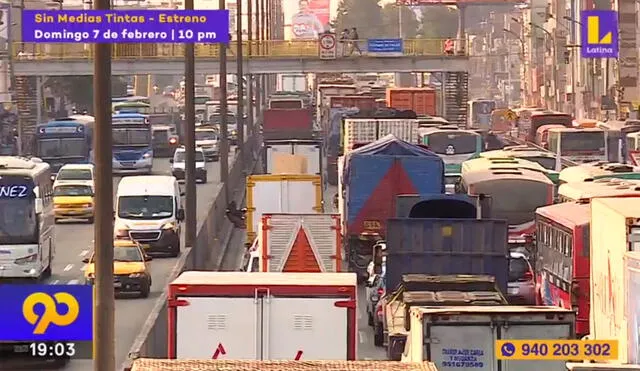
{"left": 367, "top": 38, "right": 403, "bottom": 54}
{"left": 581, "top": 10, "right": 618, "bottom": 58}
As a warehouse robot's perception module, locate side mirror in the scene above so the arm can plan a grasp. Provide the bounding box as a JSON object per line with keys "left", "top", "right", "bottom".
{"left": 34, "top": 198, "right": 43, "bottom": 214}
{"left": 169, "top": 159, "right": 174, "bottom": 163}
{"left": 144, "top": 254, "right": 153, "bottom": 261}
{"left": 112, "top": 210, "right": 116, "bottom": 220}
{"left": 176, "top": 208, "right": 185, "bottom": 221}
{"left": 82, "top": 257, "right": 89, "bottom": 264}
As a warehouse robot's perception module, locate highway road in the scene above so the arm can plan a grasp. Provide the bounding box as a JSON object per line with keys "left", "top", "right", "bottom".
{"left": 52, "top": 153, "right": 235, "bottom": 371}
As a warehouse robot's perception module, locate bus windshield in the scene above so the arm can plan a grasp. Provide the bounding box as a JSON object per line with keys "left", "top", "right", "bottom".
{"left": 473, "top": 179, "right": 550, "bottom": 225}
{"left": 113, "top": 128, "right": 151, "bottom": 146}
{"left": 0, "top": 180, "right": 37, "bottom": 244}
{"left": 426, "top": 132, "right": 479, "bottom": 155}
{"left": 114, "top": 104, "right": 151, "bottom": 115}
{"left": 38, "top": 138, "right": 87, "bottom": 158}
{"left": 558, "top": 132, "right": 605, "bottom": 153}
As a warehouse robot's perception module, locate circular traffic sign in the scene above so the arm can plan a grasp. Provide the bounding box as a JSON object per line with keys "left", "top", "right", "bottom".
{"left": 319, "top": 33, "right": 336, "bottom": 50}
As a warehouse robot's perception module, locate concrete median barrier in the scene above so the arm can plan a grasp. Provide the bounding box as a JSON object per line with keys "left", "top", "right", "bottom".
{"left": 120, "top": 136, "right": 262, "bottom": 371}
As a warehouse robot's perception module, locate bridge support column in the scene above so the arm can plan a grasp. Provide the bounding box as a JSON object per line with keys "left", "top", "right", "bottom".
{"left": 456, "top": 5, "right": 466, "bottom": 54}
{"left": 133, "top": 74, "right": 151, "bottom": 97}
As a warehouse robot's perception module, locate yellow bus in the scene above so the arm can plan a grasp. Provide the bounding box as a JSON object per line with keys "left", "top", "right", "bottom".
{"left": 558, "top": 162, "right": 635, "bottom": 184}
{"left": 557, "top": 178, "right": 640, "bottom": 203}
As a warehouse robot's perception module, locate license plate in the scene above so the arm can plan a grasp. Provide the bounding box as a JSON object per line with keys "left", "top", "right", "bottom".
{"left": 121, "top": 162, "right": 135, "bottom": 167}
{"left": 114, "top": 282, "right": 122, "bottom": 288}
{"left": 507, "top": 287, "right": 518, "bottom": 295}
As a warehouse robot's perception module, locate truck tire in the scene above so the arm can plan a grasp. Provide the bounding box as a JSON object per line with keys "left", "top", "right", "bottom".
{"left": 373, "top": 323, "right": 384, "bottom": 347}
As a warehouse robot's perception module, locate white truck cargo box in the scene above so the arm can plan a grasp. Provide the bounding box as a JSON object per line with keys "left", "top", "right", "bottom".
{"left": 403, "top": 306, "right": 575, "bottom": 371}
{"left": 342, "top": 118, "right": 418, "bottom": 153}
{"left": 168, "top": 271, "right": 357, "bottom": 360}
{"left": 246, "top": 174, "right": 323, "bottom": 243}
{"left": 590, "top": 197, "right": 640, "bottom": 363}
{"left": 264, "top": 140, "right": 323, "bottom": 176}
{"left": 258, "top": 213, "right": 342, "bottom": 272}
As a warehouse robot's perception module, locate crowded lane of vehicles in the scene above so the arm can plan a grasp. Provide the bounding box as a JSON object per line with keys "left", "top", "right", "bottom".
{"left": 112, "top": 113, "right": 154, "bottom": 174}
{"left": 418, "top": 126, "right": 483, "bottom": 177}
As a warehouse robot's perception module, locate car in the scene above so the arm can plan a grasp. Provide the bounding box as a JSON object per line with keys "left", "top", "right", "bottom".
{"left": 170, "top": 146, "right": 207, "bottom": 183}
{"left": 83, "top": 240, "right": 153, "bottom": 298}
{"left": 194, "top": 126, "right": 220, "bottom": 160}
{"left": 507, "top": 251, "right": 537, "bottom": 305}
{"left": 365, "top": 270, "right": 385, "bottom": 327}
{"left": 53, "top": 163, "right": 94, "bottom": 185}
{"left": 53, "top": 181, "right": 95, "bottom": 223}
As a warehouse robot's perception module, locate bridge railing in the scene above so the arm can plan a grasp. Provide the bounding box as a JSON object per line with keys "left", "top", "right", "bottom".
{"left": 12, "top": 38, "right": 468, "bottom": 60}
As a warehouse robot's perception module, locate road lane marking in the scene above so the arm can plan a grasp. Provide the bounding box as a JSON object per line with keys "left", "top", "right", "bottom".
{"left": 358, "top": 331, "right": 364, "bottom": 344}
{"left": 68, "top": 279, "right": 79, "bottom": 284}
{"left": 51, "top": 280, "right": 59, "bottom": 285}
{"left": 79, "top": 250, "right": 88, "bottom": 257}
{"left": 64, "top": 264, "right": 73, "bottom": 272}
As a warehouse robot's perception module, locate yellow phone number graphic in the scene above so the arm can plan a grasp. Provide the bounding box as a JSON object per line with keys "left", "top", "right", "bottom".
{"left": 495, "top": 340, "right": 618, "bottom": 361}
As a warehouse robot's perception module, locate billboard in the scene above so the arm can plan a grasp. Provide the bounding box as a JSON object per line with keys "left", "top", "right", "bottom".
{"left": 580, "top": 10, "right": 619, "bottom": 58}
{"left": 288, "top": 0, "right": 330, "bottom": 40}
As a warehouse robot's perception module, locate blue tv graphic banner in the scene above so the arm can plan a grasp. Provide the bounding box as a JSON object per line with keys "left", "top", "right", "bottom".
{"left": 22, "top": 10, "right": 230, "bottom": 43}
{"left": 581, "top": 10, "right": 618, "bottom": 58}
{"left": 0, "top": 285, "right": 93, "bottom": 341}
{"left": 367, "top": 38, "right": 403, "bottom": 53}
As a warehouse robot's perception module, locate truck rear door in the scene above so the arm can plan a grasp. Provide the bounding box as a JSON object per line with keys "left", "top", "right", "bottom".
{"left": 426, "top": 322, "right": 495, "bottom": 371}
{"left": 501, "top": 321, "right": 572, "bottom": 371}
{"left": 176, "top": 297, "right": 259, "bottom": 359}
{"left": 282, "top": 180, "right": 318, "bottom": 213}
{"left": 266, "top": 144, "right": 292, "bottom": 173}
{"left": 293, "top": 143, "right": 321, "bottom": 175}
{"left": 264, "top": 296, "right": 349, "bottom": 360}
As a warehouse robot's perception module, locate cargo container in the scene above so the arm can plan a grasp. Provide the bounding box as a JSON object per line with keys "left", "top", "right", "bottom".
{"left": 385, "top": 218, "right": 509, "bottom": 294}
{"left": 342, "top": 118, "right": 418, "bottom": 153}
{"left": 386, "top": 88, "right": 437, "bottom": 116}
{"left": 590, "top": 197, "right": 640, "bottom": 364}
{"left": 278, "top": 74, "right": 308, "bottom": 92}
{"left": 329, "top": 96, "right": 377, "bottom": 110}
{"left": 380, "top": 275, "right": 507, "bottom": 360}
{"left": 342, "top": 135, "right": 443, "bottom": 279}
{"left": 167, "top": 272, "right": 357, "bottom": 360}
{"left": 264, "top": 139, "right": 323, "bottom": 176}
{"left": 263, "top": 109, "right": 314, "bottom": 140}
{"left": 327, "top": 108, "right": 359, "bottom": 185}
{"left": 246, "top": 174, "right": 323, "bottom": 243}
{"left": 130, "top": 359, "right": 440, "bottom": 371}
{"left": 257, "top": 213, "right": 342, "bottom": 272}
{"left": 395, "top": 194, "right": 491, "bottom": 219}
{"left": 403, "top": 306, "right": 575, "bottom": 371}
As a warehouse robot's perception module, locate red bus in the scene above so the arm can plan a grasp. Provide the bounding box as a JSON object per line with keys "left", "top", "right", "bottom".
{"left": 519, "top": 110, "right": 573, "bottom": 142}
{"left": 535, "top": 202, "right": 590, "bottom": 337}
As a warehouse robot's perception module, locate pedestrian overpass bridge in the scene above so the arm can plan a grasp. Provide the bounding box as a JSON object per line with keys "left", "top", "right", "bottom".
{"left": 12, "top": 39, "right": 470, "bottom": 76}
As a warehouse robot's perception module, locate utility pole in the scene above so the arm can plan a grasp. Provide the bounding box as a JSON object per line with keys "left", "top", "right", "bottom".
{"left": 247, "top": 0, "right": 254, "bottom": 141}
{"left": 93, "top": 0, "right": 114, "bottom": 368}
{"left": 260, "top": 0, "right": 266, "bottom": 106}
{"left": 184, "top": 0, "right": 197, "bottom": 247}
{"left": 219, "top": 0, "right": 229, "bottom": 202}
{"left": 236, "top": 0, "right": 245, "bottom": 159}
{"left": 254, "top": 0, "right": 261, "bottom": 121}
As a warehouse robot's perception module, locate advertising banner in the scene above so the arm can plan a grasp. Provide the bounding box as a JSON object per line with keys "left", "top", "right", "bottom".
{"left": 290, "top": 0, "right": 329, "bottom": 40}
{"left": 580, "top": 10, "right": 619, "bottom": 58}
{"left": 22, "top": 10, "right": 229, "bottom": 43}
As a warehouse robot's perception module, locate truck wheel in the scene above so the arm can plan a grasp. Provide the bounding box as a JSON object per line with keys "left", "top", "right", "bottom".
{"left": 373, "top": 323, "right": 384, "bottom": 347}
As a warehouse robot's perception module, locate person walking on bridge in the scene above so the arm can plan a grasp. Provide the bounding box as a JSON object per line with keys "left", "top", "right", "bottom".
{"left": 348, "top": 27, "right": 362, "bottom": 56}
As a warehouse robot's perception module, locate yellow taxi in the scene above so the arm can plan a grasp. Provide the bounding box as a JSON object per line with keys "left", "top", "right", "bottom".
{"left": 83, "top": 240, "right": 152, "bottom": 298}
{"left": 53, "top": 181, "right": 94, "bottom": 223}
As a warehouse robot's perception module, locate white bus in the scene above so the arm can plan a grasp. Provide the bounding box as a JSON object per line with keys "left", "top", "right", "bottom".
{"left": 0, "top": 156, "right": 54, "bottom": 279}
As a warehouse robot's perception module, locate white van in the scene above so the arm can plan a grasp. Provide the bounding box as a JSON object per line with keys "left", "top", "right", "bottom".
{"left": 114, "top": 175, "right": 184, "bottom": 257}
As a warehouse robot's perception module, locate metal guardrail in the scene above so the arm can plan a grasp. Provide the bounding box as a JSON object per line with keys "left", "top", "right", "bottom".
{"left": 13, "top": 39, "right": 468, "bottom": 61}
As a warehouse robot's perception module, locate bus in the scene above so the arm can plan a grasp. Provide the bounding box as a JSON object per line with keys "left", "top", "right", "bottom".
{"left": 535, "top": 124, "right": 566, "bottom": 149}
{"left": 480, "top": 149, "right": 560, "bottom": 184}
{"left": 0, "top": 156, "right": 54, "bottom": 279}
{"left": 572, "top": 119, "right": 601, "bottom": 128}
{"left": 547, "top": 127, "right": 607, "bottom": 163}
{"left": 467, "top": 99, "right": 496, "bottom": 130}
{"left": 419, "top": 126, "right": 483, "bottom": 176}
{"left": 459, "top": 167, "right": 554, "bottom": 246}
{"left": 557, "top": 178, "right": 640, "bottom": 203}
{"left": 558, "top": 162, "right": 636, "bottom": 184}
{"left": 34, "top": 115, "right": 95, "bottom": 174}
{"left": 462, "top": 156, "right": 558, "bottom": 186}
{"left": 597, "top": 120, "right": 640, "bottom": 163}
{"left": 113, "top": 101, "right": 152, "bottom": 115}
{"left": 518, "top": 110, "right": 572, "bottom": 142}
{"left": 111, "top": 113, "right": 153, "bottom": 174}
{"left": 535, "top": 202, "right": 591, "bottom": 337}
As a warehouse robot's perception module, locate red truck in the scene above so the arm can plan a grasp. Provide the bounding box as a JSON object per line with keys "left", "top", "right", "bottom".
{"left": 262, "top": 108, "right": 314, "bottom": 140}
{"left": 385, "top": 88, "right": 437, "bottom": 116}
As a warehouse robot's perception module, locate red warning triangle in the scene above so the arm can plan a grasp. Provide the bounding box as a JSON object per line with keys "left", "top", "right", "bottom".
{"left": 282, "top": 226, "right": 321, "bottom": 272}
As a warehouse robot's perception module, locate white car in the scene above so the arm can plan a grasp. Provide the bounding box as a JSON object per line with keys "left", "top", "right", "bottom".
{"left": 195, "top": 127, "right": 220, "bottom": 160}
{"left": 170, "top": 146, "right": 207, "bottom": 183}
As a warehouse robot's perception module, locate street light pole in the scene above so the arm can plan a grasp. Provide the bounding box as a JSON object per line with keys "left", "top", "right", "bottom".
{"left": 93, "top": 0, "right": 114, "bottom": 368}
{"left": 219, "top": 0, "right": 230, "bottom": 202}
{"left": 184, "top": 0, "right": 197, "bottom": 248}
{"left": 530, "top": 22, "right": 557, "bottom": 110}
{"left": 504, "top": 28, "right": 526, "bottom": 106}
